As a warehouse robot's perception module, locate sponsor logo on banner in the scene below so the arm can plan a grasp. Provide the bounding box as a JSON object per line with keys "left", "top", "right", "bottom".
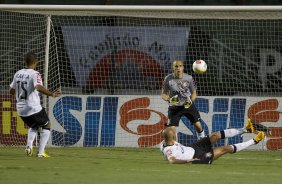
{"left": 119, "top": 97, "right": 166, "bottom": 147}
{"left": 61, "top": 27, "right": 190, "bottom": 89}
{"left": 248, "top": 99, "right": 282, "bottom": 150}
{"left": 0, "top": 94, "right": 28, "bottom": 145}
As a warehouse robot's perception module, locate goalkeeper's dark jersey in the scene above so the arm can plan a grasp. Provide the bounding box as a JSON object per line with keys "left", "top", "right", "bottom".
{"left": 162, "top": 73, "right": 196, "bottom": 106}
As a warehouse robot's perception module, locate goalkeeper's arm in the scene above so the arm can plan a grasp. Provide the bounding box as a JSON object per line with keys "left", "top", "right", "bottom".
{"left": 184, "top": 91, "right": 197, "bottom": 108}
{"left": 161, "top": 89, "right": 179, "bottom": 105}
{"left": 190, "top": 90, "right": 197, "bottom": 102}
{"left": 161, "top": 89, "right": 170, "bottom": 102}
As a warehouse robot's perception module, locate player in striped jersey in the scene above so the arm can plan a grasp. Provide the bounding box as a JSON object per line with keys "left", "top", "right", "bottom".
{"left": 160, "top": 119, "right": 265, "bottom": 164}
{"left": 9, "top": 52, "right": 61, "bottom": 157}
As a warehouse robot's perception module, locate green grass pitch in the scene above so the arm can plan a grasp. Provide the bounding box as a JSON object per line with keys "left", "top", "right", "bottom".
{"left": 0, "top": 147, "right": 281, "bottom": 184}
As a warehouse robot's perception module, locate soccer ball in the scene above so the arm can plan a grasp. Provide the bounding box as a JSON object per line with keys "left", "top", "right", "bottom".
{"left": 192, "top": 60, "right": 207, "bottom": 74}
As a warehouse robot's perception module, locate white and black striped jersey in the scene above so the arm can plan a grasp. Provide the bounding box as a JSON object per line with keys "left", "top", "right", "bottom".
{"left": 160, "top": 141, "right": 195, "bottom": 161}
{"left": 10, "top": 69, "right": 43, "bottom": 116}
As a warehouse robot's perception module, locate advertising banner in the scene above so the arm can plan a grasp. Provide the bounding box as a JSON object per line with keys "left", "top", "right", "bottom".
{"left": 61, "top": 26, "right": 190, "bottom": 89}
{"left": 48, "top": 95, "right": 282, "bottom": 150}
{"left": 1, "top": 94, "right": 281, "bottom": 150}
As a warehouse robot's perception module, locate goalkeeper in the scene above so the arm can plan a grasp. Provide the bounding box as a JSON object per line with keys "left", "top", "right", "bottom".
{"left": 161, "top": 60, "right": 205, "bottom": 139}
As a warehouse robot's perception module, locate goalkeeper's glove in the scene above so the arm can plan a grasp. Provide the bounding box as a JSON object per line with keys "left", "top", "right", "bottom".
{"left": 184, "top": 97, "right": 193, "bottom": 108}
{"left": 168, "top": 95, "right": 179, "bottom": 105}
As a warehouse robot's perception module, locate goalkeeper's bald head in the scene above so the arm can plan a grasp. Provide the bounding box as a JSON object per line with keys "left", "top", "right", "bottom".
{"left": 172, "top": 60, "right": 184, "bottom": 69}
{"left": 172, "top": 60, "right": 184, "bottom": 78}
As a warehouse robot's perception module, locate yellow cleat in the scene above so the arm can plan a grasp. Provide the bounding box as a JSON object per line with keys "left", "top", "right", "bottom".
{"left": 245, "top": 118, "right": 255, "bottom": 133}
{"left": 25, "top": 147, "right": 33, "bottom": 157}
{"left": 37, "top": 151, "right": 50, "bottom": 158}
{"left": 253, "top": 131, "right": 265, "bottom": 144}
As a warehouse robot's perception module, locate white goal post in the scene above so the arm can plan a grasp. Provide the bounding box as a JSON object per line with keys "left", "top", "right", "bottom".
{"left": 0, "top": 5, "right": 282, "bottom": 150}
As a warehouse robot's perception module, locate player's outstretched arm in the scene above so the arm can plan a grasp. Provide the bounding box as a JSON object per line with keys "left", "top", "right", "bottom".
{"left": 168, "top": 157, "right": 198, "bottom": 164}
{"left": 35, "top": 85, "right": 61, "bottom": 97}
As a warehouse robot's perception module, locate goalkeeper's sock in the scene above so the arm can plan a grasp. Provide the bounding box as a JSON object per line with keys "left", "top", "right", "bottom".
{"left": 231, "top": 139, "right": 255, "bottom": 153}
{"left": 38, "top": 129, "right": 50, "bottom": 155}
{"left": 27, "top": 128, "right": 37, "bottom": 149}
{"left": 220, "top": 128, "right": 245, "bottom": 139}
{"left": 197, "top": 130, "right": 205, "bottom": 139}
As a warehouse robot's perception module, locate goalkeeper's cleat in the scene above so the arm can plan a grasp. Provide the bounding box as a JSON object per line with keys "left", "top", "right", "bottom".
{"left": 37, "top": 151, "right": 50, "bottom": 158}
{"left": 253, "top": 131, "right": 265, "bottom": 144}
{"left": 245, "top": 118, "right": 255, "bottom": 133}
{"left": 25, "top": 146, "right": 33, "bottom": 157}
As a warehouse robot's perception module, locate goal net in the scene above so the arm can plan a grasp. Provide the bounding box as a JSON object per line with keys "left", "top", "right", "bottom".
{"left": 0, "top": 5, "right": 281, "bottom": 150}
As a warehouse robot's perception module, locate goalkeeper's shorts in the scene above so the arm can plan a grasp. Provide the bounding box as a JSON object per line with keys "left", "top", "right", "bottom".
{"left": 166, "top": 103, "right": 201, "bottom": 127}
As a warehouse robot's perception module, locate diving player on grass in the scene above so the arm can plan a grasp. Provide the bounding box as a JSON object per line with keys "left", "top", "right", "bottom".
{"left": 9, "top": 52, "right": 61, "bottom": 157}
{"left": 161, "top": 60, "right": 205, "bottom": 139}
{"left": 160, "top": 119, "right": 265, "bottom": 164}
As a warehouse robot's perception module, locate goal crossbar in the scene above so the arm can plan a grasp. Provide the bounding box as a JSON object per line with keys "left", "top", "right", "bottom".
{"left": 1, "top": 5, "right": 282, "bottom": 19}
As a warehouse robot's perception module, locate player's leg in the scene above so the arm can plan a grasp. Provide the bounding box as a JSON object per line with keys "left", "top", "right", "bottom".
{"left": 231, "top": 131, "right": 264, "bottom": 153}
{"left": 209, "top": 119, "right": 255, "bottom": 144}
{"left": 165, "top": 106, "right": 182, "bottom": 141}
{"left": 194, "top": 121, "right": 205, "bottom": 139}
{"left": 209, "top": 129, "right": 246, "bottom": 144}
{"left": 20, "top": 116, "right": 37, "bottom": 156}
{"left": 38, "top": 122, "right": 51, "bottom": 157}
{"left": 212, "top": 131, "right": 265, "bottom": 161}
{"left": 183, "top": 104, "right": 205, "bottom": 139}
{"left": 34, "top": 108, "right": 51, "bottom": 157}
{"left": 25, "top": 128, "right": 37, "bottom": 156}
{"left": 212, "top": 145, "right": 233, "bottom": 160}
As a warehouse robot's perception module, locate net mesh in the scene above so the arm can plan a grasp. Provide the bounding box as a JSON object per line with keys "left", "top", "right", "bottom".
{"left": 1, "top": 7, "right": 282, "bottom": 150}
{"left": 0, "top": 11, "right": 47, "bottom": 145}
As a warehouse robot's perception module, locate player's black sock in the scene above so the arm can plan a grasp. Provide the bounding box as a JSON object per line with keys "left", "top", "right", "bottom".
{"left": 220, "top": 130, "right": 225, "bottom": 139}
{"left": 231, "top": 145, "right": 237, "bottom": 153}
